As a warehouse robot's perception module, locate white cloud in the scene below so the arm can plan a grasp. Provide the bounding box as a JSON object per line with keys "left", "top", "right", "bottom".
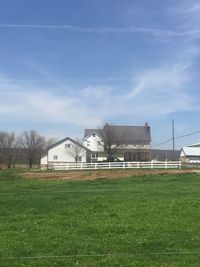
{"left": 0, "top": 13, "right": 199, "bottom": 133}
{"left": 0, "top": 45, "right": 199, "bottom": 130}
{"left": 14, "top": 90, "right": 103, "bottom": 126}
{"left": 0, "top": 77, "right": 106, "bottom": 127}
{"left": 80, "top": 85, "right": 113, "bottom": 99}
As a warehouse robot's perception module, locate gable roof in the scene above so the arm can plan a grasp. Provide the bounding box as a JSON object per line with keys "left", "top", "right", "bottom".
{"left": 83, "top": 129, "right": 103, "bottom": 139}
{"left": 104, "top": 125, "right": 151, "bottom": 143}
{"left": 48, "top": 137, "right": 91, "bottom": 152}
{"left": 188, "top": 143, "right": 200, "bottom": 147}
{"left": 84, "top": 124, "right": 151, "bottom": 143}
{"left": 181, "top": 146, "right": 200, "bottom": 156}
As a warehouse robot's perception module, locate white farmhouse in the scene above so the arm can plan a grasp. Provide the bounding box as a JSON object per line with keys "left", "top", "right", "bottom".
{"left": 40, "top": 137, "right": 91, "bottom": 169}
{"left": 83, "top": 129, "right": 104, "bottom": 152}
{"left": 83, "top": 123, "right": 151, "bottom": 162}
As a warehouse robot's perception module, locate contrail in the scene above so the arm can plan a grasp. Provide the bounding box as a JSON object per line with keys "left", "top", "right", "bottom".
{"left": 0, "top": 24, "right": 198, "bottom": 37}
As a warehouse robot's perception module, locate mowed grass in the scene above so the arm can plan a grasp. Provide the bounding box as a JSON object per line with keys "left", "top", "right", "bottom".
{"left": 1, "top": 170, "right": 200, "bottom": 266}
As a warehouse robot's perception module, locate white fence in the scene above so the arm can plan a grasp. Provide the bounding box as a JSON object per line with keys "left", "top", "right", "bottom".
{"left": 42, "top": 161, "right": 181, "bottom": 171}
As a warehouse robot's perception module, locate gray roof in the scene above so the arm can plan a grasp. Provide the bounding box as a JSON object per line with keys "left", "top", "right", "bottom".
{"left": 83, "top": 129, "right": 103, "bottom": 139}
{"left": 150, "top": 149, "right": 180, "bottom": 161}
{"left": 84, "top": 125, "right": 151, "bottom": 143}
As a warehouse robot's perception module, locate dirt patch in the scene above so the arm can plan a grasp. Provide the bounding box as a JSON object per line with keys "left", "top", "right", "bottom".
{"left": 0, "top": 164, "right": 7, "bottom": 169}
{"left": 21, "top": 169, "right": 195, "bottom": 181}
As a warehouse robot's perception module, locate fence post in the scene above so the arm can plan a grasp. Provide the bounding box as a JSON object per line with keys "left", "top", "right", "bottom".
{"left": 67, "top": 163, "right": 69, "bottom": 171}
{"left": 151, "top": 161, "right": 153, "bottom": 169}
{"left": 123, "top": 162, "right": 125, "bottom": 169}
{"left": 95, "top": 163, "right": 97, "bottom": 170}
{"left": 81, "top": 163, "right": 83, "bottom": 170}
{"left": 109, "top": 162, "right": 111, "bottom": 169}
{"left": 165, "top": 161, "right": 167, "bottom": 169}
{"left": 137, "top": 162, "right": 140, "bottom": 169}
{"left": 178, "top": 161, "right": 181, "bottom": 169}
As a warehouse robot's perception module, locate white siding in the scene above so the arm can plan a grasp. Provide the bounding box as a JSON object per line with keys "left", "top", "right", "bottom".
{"left": 83, "top": 134, "right": 104, "bottom": 152}
{"left": 41, "top": 155, "right": 48, "bottom": 165}
{"left": 48, "top": 140, "right": 87, "bottom": 163}
{"left": 83, "top": 135, "right": 150, "bottom": 151}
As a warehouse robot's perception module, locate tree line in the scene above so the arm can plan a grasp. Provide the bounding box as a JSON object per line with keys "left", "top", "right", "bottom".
{"left": 0, "top": 130, "right": 56, "bottom": 168}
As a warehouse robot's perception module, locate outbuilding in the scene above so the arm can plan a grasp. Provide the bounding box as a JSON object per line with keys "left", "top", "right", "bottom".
{"left": 179, "top": 146, "right": 200, "bottom": 163}
{"left": 40, "top": 137, "right": 91, "bottom": 169}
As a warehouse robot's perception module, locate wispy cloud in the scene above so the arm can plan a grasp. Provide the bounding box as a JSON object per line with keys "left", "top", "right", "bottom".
{"left": 0, "top": 0, "right": 200, "bottom": 140}
{"left": 129, "top": 66, "right": 188, "bottom": 99}
{"left": 127, "top": 69, "right": 195, "bottom": 117}
{"left": 0, "top": 76, "right": 107, "bottom": 127}
{"left": 185, "top": 2, "right": 200, "bottom": 13}
{"left": 80, "top": 85, "right": 113, "bottom": 99}
{"left": 0, "top": 90, "right": 101, "bottom": 127}
{"left": 0, "top": 39, "right": 199, "bottom": 130}
{"left": 0, "top": 24, "right": 199, "bottom": 37}
{"left": 124, "top": 45, "right": 200, "bottom": 119}
{"left": 171, "top": 1, "right": 200, "bottom": 34}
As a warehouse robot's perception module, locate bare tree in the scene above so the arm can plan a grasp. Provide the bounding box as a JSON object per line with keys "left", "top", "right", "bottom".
{"left": 46, "top": 137, "right": 57, "bottom": 148}
{"left": 0, "top": 131, "right": 17, "bottom": 168}
{"left": 19, "top": 130, "right": 46, "bottom": 168}
{"left": 100, "top": 123, "right": 124, "bottom": 161}
{"left": 67, "top": 138, "right": 85, "bottom": 163}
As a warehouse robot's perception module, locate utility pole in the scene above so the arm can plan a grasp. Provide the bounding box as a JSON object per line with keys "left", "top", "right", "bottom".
{"left": 172, "top": 119, "right": 175, "bottom": 151}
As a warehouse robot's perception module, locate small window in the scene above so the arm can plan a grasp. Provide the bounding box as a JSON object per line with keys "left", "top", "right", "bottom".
{"left": 77, "top": 156, "right": 82, "bottom": 162}
{"left": 65, "top": 143, "right": 70, "bottom": 148}
{"left": 87, "top": 141, "right": 90, "bottom": 146}
{"left": 92, "top": 133, "right": 96, "bottom": 137}
{"left": 53, "top": 155, "right": 58, "bottom": 160}
{"left": 91, "top": 153, "right": 98, "bottom": 158}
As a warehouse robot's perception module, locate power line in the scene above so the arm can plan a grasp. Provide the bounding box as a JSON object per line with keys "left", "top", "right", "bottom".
{"left": 154, "top": 129, "right": 200, "bottom": 147}
{"left": 175, "top": 130, "right": 200, "bottom": 140}
{"left": 154, "top": 138, "right": 173, "bottom": 147}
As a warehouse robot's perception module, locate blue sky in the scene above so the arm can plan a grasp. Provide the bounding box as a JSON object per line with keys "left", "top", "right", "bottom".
{"left": 0, "top": 0, "right": 200, "bottom": 149}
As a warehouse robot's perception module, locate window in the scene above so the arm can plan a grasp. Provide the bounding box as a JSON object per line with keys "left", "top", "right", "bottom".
{"left": 92, "top": 133, "right": 96, "bottom": 137}
{"left": 87, "top": 141, "right": 90, "bottom": 147}
{"left": 65, "top": 143, "right": 70, "bottom": 148}
{"left": 77, "top": 156, "right": 82, "bottom": 162}
{"left": 91, "top": 153, "right": 98, "bottom": 162}
{"left": 53, "top": 155, "right": 58, "bottom": 160}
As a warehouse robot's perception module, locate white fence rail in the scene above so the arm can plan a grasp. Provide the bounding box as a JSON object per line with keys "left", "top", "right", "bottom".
{"left": 42, "top": 161, "right": 181, "bottom": 171}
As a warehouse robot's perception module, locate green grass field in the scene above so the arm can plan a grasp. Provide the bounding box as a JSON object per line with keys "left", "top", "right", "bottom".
{"left": 1, "top": 169, "right": 200, "bottom": 266}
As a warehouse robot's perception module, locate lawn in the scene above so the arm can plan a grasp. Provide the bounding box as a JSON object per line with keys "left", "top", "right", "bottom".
{"left": 0, "top": 169, "right": 200, "bottom": 266}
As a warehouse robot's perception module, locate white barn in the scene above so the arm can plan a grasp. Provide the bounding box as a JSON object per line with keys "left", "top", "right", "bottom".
{"left": 179, "top": 146, "right": 200, "bottom": 163}
{"left": 40, "top": 137, "right": 91, "bottom": 169}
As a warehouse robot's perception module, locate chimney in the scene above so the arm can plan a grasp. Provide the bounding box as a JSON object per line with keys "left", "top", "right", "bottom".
{"left": 144, "top": 122, "right": 149, "bottom": 128}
